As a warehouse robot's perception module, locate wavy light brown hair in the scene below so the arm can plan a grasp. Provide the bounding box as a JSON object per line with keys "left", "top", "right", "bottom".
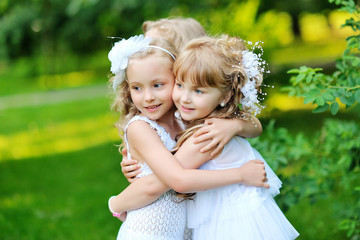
{"left": 173, "top": 34, "right": 263, "bottom": 150}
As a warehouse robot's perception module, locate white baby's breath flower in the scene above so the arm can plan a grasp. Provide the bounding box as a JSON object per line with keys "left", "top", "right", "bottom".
{"left": 242, "top": 50, "right": 261, "bottom": 80}
{"left": 240, "top": 45, "right": 267, "bottom": 116}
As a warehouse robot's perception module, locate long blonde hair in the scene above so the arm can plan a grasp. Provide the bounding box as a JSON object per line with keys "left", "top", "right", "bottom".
{"left": 109, "top": 39, "right": 178, "bottom": 145}
{"left": 143, "top": 17, "right": 207, "bottom": 50}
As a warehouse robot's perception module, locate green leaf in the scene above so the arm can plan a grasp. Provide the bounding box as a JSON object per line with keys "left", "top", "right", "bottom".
{"left": 336, "top": 61, "right": 345, "bottom": 72}
{"left": 338, "top": 88, "right": 346, "bottom": 96}
{"left": 295, "top": 73, "right": 306, "bottom": 83}
{"left": 299, "top": 66, "right": 308, "bottom": 72}
{"left": 304, "top": 96, "right": 316, "bottom": 104}
{"left": 305, "top": 74, "right": 313, "bottom": 84}
{"left": 287, "top": 68, "right": 300, "bottom": 74}
{"left": 315, "top": 96, "right": 325, "bottom": 106}
{"left": 351, "top": 57, "right": 360, "bottom": 67}
{"left": 330, "top": 102, "right": 339, "bottom": 115}
{"left": 347, "top": 95, "right": 355, "bottom": 106}
{"left": 308, "top": 88, "right": 322, "bottom": 96}
{"left": 341, "top": 95, "right": 355, "bottom": 106}
{"left": 312, "top": 103, "right": 329, "bottom": 113}
{"left": 355, "top": 89, "right": 360, "bottom": 102}
{"left": 322, "top": 91, "right": 335, "bottom": 101}
{"left": 313, "top": 68, "right": 323, "bottom": 72}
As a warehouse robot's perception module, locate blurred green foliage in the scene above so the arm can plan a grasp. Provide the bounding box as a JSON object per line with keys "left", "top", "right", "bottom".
{"left": 284, "top": 0, "right": 359, "bottom": 115}
{"left": 250, "top": 117, "right": 360, "bottom": 239}
{"left": 279, "top": 0, "right": 360, "bottom": 238}
{"left": 0, "top": 0, "right": 337, "bottom": 62}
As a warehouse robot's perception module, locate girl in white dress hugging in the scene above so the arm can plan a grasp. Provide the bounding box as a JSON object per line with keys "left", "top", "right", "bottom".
{"left": 107, "top": 35, "right": 269, "bottom": 240}
{"left": 171, "top": 35, "right": 300, "bottom": 240}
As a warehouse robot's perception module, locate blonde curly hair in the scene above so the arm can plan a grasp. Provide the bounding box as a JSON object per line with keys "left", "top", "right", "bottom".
{"left": 143, "top": 17, "right": 207, "bottom": 51}
{"left": 109, "top": 39, "right": 178, "bottom": 145}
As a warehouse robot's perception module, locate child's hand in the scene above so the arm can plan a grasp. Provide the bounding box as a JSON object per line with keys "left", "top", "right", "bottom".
{"left": 116, "top": 211, "right": 127, "bottom": 222}
{"left": 120, "top": 148, "right": 141, "bottom": 183}
{"left": 193, "top": 118, "right": 236, "bottom": 157}
{"left": 239, "top": 160, "right": 269, "bottom": 189}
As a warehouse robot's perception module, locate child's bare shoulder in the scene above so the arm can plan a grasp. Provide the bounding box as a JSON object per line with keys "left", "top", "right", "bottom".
{"left": 127, "top": 120, "right": 155, "bottom": 137}
{"left": 127, "top": 120, "right": 162, "bottom": 146}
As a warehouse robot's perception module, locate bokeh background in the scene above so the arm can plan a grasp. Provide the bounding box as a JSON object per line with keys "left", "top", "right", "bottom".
{"left": 1, "top": 0, "right": 359, "bottom": 239}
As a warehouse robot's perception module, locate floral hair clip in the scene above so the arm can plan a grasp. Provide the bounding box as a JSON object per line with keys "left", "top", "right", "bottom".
{"left": 240, "top": 41, "right": 268, "bottom": 116}
{"left": 108, "top": 35, "right": 152, "bottom": 92}
{"left": 108, "top": 34, "right": 176, "bottom": 92}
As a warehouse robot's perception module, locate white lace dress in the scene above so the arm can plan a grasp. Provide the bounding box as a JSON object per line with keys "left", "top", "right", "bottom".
{"left": 187, "top": 136, "right": 299, "bottom": 240}
{"left": 116, "top": 115, "right": 187, "bottom": 240}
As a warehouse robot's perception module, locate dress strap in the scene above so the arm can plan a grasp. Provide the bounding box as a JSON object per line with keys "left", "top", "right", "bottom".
{"left": 124, "top": 115, "right": 176, "bottom": 160}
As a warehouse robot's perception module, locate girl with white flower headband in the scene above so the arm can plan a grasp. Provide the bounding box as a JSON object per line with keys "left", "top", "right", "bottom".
{"left": 122, "top": 16, "right": 263, "bottom": 182}
{"left": 169, "top": 35, "right": 299, "bottom": 240}
{"left": 107, "top": 34, "right": 269, "bottom": 240}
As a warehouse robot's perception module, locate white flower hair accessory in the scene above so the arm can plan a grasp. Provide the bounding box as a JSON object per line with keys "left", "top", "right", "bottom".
{"left": 108, "top": 34, "right": 152, "bottom": 91}
{"left": 108, "top": 34, "right": 176, "bottom": 92}
{"left": 240, "top": 41, "right": 268, "bottom": 116}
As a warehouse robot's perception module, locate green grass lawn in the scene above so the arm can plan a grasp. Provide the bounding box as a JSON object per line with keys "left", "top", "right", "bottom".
{"left": 0, "top": 143, "right": 127, "bottom": 240}
{"left": 0, "top": 86, "right": 127, "bottom": 239}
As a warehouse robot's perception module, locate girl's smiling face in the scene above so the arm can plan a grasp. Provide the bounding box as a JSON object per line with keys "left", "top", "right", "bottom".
{"left": 127, "top": 55, "right": 175, "bottom": 121}
{"left": 172, "top": 78, "right": 223, "bottom": 121}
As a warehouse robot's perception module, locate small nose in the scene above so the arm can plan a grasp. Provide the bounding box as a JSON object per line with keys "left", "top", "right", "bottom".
{"left": 181, "top": 90, "right": 191, "bottom": 104}
{"left": 144, "top": 89, "right": 155, "bottom": 102}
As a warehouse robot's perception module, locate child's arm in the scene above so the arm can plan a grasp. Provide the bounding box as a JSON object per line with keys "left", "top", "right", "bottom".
{"left": 121, "top": 117, "right": 262, "bottom": 181}
{"left": 109, "top": 174, "right": 169, "bottom": 214}
{"left": 120, "top": 148, "right": 141, "bottom": 183}
{"left": 193, "top": 117, "right": 262, "bottom": 157}
{"left": 109, "top": 137, "right": 267, "bottom": 212}
{"left": 109, "top": 138, "right": 209, "bottom": 214}
{"left": 109, "top": 129, "right": 268, "bottom": 214}
{"left": 127, "top": 120, "right": 268, "bottom": 193}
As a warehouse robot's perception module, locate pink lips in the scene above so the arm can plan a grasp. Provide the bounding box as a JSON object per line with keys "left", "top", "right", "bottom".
{"left": 180, "top": 105, "right": 194, "bottom": 113}
{"left": 145, "top": 104, "right": 161, "bottom": 112}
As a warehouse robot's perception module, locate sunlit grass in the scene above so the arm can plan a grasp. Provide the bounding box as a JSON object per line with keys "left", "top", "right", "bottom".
{"left": 0, "top": 113, "right": 119, "bottom": 161}
{"left": 0, "top": 143, "right": 125, "bottom": 240}
{"left": 0, "top": 50, "right": 109, "bottom": 96}
{"left": 0, "top": 193, "right": 34, "bottom": 208}
{"left": 37, "top": 71, "right": 98, "bottom": 90}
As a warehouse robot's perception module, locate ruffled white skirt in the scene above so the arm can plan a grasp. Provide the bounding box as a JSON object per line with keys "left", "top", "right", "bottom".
{"left": 187, "top": 137, "right": 299, "bottom": 240}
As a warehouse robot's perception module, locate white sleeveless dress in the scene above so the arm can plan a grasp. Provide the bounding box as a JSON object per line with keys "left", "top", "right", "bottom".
{"left": 187, "top": 136, "right": 299, "bottom": 240}
{"left": 116, "top": 115, "right": 187, "bottom": 240}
